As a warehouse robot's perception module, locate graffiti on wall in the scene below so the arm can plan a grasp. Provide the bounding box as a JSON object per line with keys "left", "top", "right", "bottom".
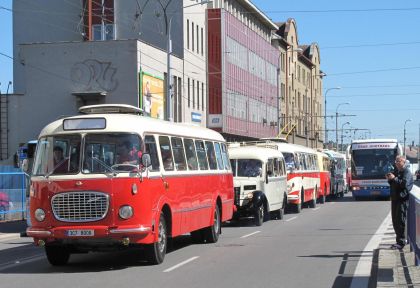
{"left": 71, "top": 59, "right": 119, "bottom": 92}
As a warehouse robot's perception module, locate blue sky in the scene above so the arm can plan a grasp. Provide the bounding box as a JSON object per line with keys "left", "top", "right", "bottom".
{"left": 1, "top": 0, "right": 419, "bottom": 145}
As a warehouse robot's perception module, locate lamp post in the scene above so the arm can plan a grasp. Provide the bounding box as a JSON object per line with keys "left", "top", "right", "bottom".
{"left": 335, "top": 102, "right": 349, "bottom": 151}
{"left": 162, "top": 0, "right": 211, "bottom": 122}
{"left": 340, "top": 121, "right": 350, "bottom": 152}
{"left": 323, "top": 86, "right": 341, "bottom": 145}
{"left": 403, "top": 119, "right": 411, "bottom": 155}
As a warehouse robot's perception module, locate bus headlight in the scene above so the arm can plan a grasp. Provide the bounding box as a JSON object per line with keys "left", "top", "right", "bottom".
{"left": 34, "top": 208, "right": 46, "bottom": 222}
{"left": 119, "top": 205, "right": 134, "bottom": 219}
{"left": 352, "top": 186, "right": 360, "bottom": 191}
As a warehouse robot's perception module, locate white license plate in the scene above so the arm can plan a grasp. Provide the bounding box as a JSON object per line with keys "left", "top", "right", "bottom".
{"left": 371, "top": 191, "right": 381, "bottom": 196}
{"left": 66, "top": 229, "right": 94, "bottom": 237}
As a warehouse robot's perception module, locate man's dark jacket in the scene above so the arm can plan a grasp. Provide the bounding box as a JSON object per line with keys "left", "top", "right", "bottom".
{"left": 388, "top": 164, "right": 414, "bottom": 201}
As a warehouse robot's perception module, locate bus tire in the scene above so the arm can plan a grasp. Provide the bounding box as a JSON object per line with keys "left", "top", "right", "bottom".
{"left": 320, "top": 185, "right": 326, "bottom": 204}
{"left": 309, "top": 188, "right": 317, "bottom": 208}
{"left": 45, "top": 245, "right": 70, "bottom": 266}
{"left": 255, "top": 204, "right": 264, "bottom": 226}
{"left": 203, "top": 203, "right": 221, "bottom": 243}
{"left": 146, "top": 212, "right": 167, "bottom": 264}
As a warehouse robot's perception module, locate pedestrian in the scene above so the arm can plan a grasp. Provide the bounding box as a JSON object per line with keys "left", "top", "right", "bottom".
{"left": 385, "top": 155, "right": 414, "bottom": 250}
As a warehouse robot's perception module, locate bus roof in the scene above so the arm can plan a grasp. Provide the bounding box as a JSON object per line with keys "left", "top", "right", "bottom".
{"left": 260, "top": 142, "right": 317, "bottom": 154}
{"left": 228, "top": 146, "right": 284, "bottom": 160}
{"left": 38, "top": 113, "right": 226, "bottom": 142}
{"left": 351, "top": 138, "right": 398, "bottom": 144}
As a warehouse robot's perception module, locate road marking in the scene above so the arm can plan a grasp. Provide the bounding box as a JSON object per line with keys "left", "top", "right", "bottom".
{"left": 163, "top": 256, "right": 199, "bottom": 273}
{"left": 312, "top": 207, "right": 321, "bottom": 211}
{"left": 349, "top": 211, "right": 392, "bottom": 288}
{"left": 240, "top": 231, "right": 261, "bottom": 239}
{"left": 285, "top": 216, "right": 298, "bottom": 222}
{"left": 0, "top": 254, "right": 45, "bottom": 272}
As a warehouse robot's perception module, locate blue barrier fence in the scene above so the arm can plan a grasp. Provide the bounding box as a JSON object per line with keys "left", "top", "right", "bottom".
{"left": 407, "top": 184, "right": 420, "bottom": 266}
{"left": 0, "top": 167, "right": 27, "bottom": 221}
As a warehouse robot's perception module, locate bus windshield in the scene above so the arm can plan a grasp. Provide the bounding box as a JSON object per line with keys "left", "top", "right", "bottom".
{"left": 351, "top": 149, "right": 396, "bottom": 180}
{"left": 231, "top": 159, "right": 262, "bottom": 177}
{"left": 33, "top": 133, "right": 142, "bottom": 176}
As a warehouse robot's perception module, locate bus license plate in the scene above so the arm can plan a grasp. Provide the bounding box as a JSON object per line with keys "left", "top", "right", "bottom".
{"left": 371, "top": 191, "right": 381, "bottom": 196}
{"left": 66, "top": 230, "right": 94, "bottom": 237}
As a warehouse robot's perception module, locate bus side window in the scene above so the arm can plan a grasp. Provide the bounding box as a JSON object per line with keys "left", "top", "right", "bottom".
{"left": 159, "top": 136, "right": 174, "bottom": 171}
{"left": 267, "top": 159, "right": 274, "bottom": 177}
{"left": 273, "top": 158, "right": 280, "bottom": 177}
{"left": 195, "top": 140, "right": 209, "bottom": 170}
{"left": 144, "top": 135, "right": 160, "bottom": 171}
{"left": 184, "top": 138, "right": 198, "bottom": 170}
{"left": 205, "top": 141, "right": 217, "bottom": 170}
{"left": 171, "top": 137, "right": 187, "bottom": 171}
{"left": 220, "top": 143, "right": 231, "bottom": 170}
{"left": 280, "top": 159, "right": 286, "bottom": 176}
{"left": 214, "top": 142, "right": 224, "bottom": 170}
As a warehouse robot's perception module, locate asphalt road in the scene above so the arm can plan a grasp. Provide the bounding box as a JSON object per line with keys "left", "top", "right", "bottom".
{"left": 0, "top": 194, "right": 391, "bottom": 288}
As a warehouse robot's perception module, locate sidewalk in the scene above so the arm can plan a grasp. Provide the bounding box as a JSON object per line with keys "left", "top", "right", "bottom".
{"left": 374, "top": 224, "right": 420, "bottom": 287}
{"left": 0, "top": 220, "right": 27, "bottom": 241}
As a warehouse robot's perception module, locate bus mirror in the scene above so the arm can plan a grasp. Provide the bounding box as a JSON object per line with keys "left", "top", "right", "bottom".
{"left": 22, "top": 159, "right": 29, "bottom": 173}
{"left": 142, "top": 153, "right": 152, "bottom": 168}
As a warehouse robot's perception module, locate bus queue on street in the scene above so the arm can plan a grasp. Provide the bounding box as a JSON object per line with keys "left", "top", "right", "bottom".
{"left": 24, "top": 104, "right": 359, "bottom": 266}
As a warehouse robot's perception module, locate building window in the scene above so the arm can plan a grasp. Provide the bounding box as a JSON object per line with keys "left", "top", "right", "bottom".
{"left": 196, "top": 24, "right": 199, "bottom": 54}
{"left": 188, "top": 78, "right": 190, "bottom": 108}
{"left": 202, "top": 82, "right": 204, "bottom": 111}
{"left": 192, "top": 22, "right": 195, "bottom": 52}
{"left": 201, "top": 27, "right": 204, "bottom": 56}
{"left": 197, "top": 80, "right": 200, "bottom": 109}
{"left": 192, "top": 80, "right": 195, "bottom": 109}
{"left": 187, "top": 19, "right": 189, "bottom": 49}
{"left": 92, "top": 24, "right": 115, "bottom": 40}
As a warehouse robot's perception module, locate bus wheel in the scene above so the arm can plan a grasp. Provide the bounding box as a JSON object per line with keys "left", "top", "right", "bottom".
{"left": 309, "top": 189, "right": 317, "bottom": 208}
{"left": 146, "top": 212, "right": 167, "bottom": 264}
{"left": 45, "top": 245, "right": 70, "bottom": 266}
{"left": 255, "top": 204, "right": 264, "bottom": 226}
{"left": 203, "top": 203, "right": 221, "bottom": 243}
{"left": 320, "top": 186, "right": 326, "bottom": 204}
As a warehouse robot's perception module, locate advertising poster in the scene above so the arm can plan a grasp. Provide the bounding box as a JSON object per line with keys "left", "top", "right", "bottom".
{"left": 140, "top": 72, "right": 165, "bottom": 119}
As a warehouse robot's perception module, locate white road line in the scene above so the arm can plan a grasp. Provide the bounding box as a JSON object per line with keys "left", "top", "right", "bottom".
{"left": 349, "top": 211, "right": 392, "bottom": 288}
{"left": 163, "top": 256, "right": 199, "bottom": 273}
{"left": 285, "top": 216, "right": 298, "bottom": 222}
{"left": 240, "top": 231, "right": 261, "bottom": 239}
{"left": 0, "top": 255, "right": 45, "bottom": 272}
{"left": 313, "top": 207, "right": 321, "bottom": 211}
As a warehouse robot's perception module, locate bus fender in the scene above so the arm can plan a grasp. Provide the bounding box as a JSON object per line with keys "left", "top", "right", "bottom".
{"left": 252, "top": 191, "right": 264, "bottom": 209}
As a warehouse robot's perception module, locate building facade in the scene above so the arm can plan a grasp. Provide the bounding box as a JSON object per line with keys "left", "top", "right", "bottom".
{"left": 207, "top": 0, "right": 279, "bottom": 141}
{"left": 6, "top": 0, "right": 208, "bottom": 162}
{"left": 276, "top": 19, "right": 324, "bottom": 148}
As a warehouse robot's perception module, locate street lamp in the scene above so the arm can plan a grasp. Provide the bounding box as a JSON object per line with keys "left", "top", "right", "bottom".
{"left": 323, "top": 86, "right": 341, "bottom": 145}
{"left": 336, "top": 102, "right": 350, "bottom": 151}
{"left": 163, "top": 0, "right": 211, "bottom": 121}
{"left": 340, "top": 121, "right": 350, "bottom": 152}
{"left": 403, "top": 119, "right": 412, "bottom": 155}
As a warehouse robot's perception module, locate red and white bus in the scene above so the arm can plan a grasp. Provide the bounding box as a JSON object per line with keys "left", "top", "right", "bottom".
{"left": 316, "top": 151, "right": 332, "bottom": 203}
{"left": 257, "top": 141, "right": 320, "bottom": 213}
{"left": 26, "top": 104, "right": 234, "bottom": 265}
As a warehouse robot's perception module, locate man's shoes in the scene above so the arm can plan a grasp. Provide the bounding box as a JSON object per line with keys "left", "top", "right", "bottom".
{"left": 390, "top": 243, "right": 404, "bottom": 250}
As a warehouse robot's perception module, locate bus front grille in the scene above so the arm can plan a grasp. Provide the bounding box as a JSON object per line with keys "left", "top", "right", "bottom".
{"left": 51, "top": 192, "right": 109, "bottom": 222}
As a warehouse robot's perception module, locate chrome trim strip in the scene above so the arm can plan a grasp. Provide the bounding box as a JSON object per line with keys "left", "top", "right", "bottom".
{"left": 26, "top": 229, "right": 52, "bottom": 237}
{"left": 109, "top": 226, "right": 151, "bottom": 234}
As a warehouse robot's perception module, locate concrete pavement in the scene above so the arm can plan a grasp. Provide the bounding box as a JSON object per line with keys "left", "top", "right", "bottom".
{"left": 1, "top": 216, "right": 419, "bottom": 287}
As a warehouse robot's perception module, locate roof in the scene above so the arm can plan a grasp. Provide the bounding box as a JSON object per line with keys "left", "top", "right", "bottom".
{"left": 228, "top": 146, "right": 284, "bottom": 160}
{"left": 237, "top": 0, "right": 278, "bottom": 30}
{"left": 38, "top": 113, "right": 226, "bottom": 142}
{"left": 351, "top": 139, "right": 398, "bottom": 144}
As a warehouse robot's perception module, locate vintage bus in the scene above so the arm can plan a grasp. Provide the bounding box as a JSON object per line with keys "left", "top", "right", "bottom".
{"left": 26, "top": 104, "right": 234, "bottom": 265}
{"left": 257, "top": 141, "right": 320, "bottom": 213}
{"left": 350, "top": 139, "right": 402, "bottom": 199}
{"left": 323, "top": 150, "right": 347, "bottom": 198}
{"left": 228, "top": 144, "right": 287, "bottom": 226}
{"left": 316, "top": 151, "right": 331, "bottom": 203}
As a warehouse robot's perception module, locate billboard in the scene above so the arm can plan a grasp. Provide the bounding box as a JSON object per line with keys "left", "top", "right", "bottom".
{"left": 139, "top": 72, "right": 165, "bottom": 120}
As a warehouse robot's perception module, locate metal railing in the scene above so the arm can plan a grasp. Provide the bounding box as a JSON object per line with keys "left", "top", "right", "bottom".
{"left": 407, "top": 183, "right": 420, "bottom": 266}
{"left": 0, "top": 171, "right": 27, "bottom": 221}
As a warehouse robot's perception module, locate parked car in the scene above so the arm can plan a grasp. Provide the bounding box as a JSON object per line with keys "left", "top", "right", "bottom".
{"left": 0, "top": 192, "right": 10, "bottom": 221}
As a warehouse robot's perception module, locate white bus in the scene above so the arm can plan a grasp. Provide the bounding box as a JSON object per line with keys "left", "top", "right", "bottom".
{"left": 228, "top": 144, "right": 287, "bottom": 226}
{"left": 257, "top": 141, "right": 320, "bottom": 213}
